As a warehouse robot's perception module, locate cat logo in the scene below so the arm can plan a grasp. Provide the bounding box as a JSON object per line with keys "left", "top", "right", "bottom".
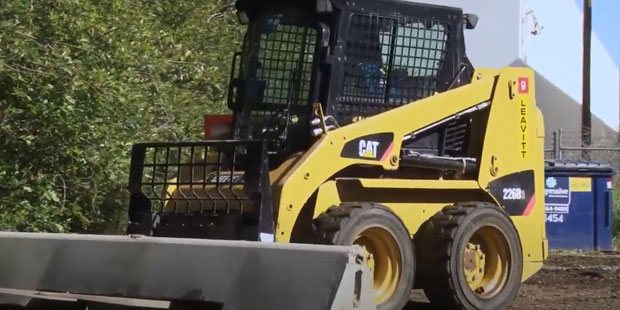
{"left": 358, "top": 140, "right": 380, "bottom": 159}
{"left": 340, "top": 132, "right": 393, "bottom": 161}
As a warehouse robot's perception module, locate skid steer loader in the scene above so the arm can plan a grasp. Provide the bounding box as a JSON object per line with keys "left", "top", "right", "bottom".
{"left": 0, "top": 0, "right": 547, "bottom": 309}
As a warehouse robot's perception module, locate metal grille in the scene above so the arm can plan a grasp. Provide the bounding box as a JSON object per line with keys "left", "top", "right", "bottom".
{"left": 251, "top": 22, "right": 317, "bottom": 107}
{"left": 402, "top": 119, "right": 469, "bottom": 156}
{"left": 130, "top": 142, "right": 256, "bottom": 215}
{"left": 444, "top": 120, "right": 469, "bottom": 153}
{"left": 336, "top": 14, "right": 449, "bottom": 123}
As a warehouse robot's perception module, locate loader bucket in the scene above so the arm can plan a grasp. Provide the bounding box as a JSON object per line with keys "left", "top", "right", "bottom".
{"left": 126, "top": 140, "right": 274, "bottom": 242}
{"left": 0, "top": 232, "right": 375, "bottom": 310}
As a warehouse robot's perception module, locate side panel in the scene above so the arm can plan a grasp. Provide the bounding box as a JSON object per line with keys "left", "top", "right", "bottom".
{"left": 476, "top": 68, "right": 547, "bottom": 280}
{"left": 273, "top": 67, "right": 546, "bottom": 283}
{"left": 314, "top": 179, "right": 492, "bottom": 237}
{"left": 274, "top": 77, "right": 497, "bottom": 242}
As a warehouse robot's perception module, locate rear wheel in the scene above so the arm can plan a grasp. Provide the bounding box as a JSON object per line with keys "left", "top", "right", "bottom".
{"left": 314, "top": 202, "right": 415, "bottom": 310}
{"left": 416, "top": 202, "right": 523, "bottom": 310}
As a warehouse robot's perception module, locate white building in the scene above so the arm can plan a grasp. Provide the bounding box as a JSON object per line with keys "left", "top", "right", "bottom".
{"left": 415, "top": 0, "right": 620, "bottom": 139}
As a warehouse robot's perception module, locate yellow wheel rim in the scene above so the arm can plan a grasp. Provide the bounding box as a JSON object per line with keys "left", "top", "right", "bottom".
{"left": 463, "top": 226, "right": 511, "bottom": 298}
{"left": 354, "top": 226, "right": 401, "bottom": 305}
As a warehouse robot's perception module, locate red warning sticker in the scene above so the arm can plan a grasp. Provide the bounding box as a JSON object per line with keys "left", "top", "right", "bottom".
{"left": 518, "top": 77, "right": 529, "bottom": 94}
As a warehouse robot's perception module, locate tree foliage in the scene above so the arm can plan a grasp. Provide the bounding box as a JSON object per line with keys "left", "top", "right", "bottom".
{"left": 0, "top": 0, "right": 244, "bottom": 233}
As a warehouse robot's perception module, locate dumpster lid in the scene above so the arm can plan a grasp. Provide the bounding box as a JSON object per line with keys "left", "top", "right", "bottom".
{"left": 545, "top": 160, "right": 614, "bottom": 175}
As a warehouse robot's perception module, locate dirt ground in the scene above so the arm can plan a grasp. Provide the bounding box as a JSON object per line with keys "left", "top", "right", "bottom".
{"left": 406, "top": 251, "right": 620, "bottom": 309}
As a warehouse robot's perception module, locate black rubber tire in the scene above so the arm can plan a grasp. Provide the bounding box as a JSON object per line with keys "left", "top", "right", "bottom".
{"left": 416, "top": 202, "right": 523, "bottom": 310}
{"left": 411, "top": 218, "right": 431, "bottom": 290}
{"left": 313, "top": 202, "right": 415, "bottom": 310}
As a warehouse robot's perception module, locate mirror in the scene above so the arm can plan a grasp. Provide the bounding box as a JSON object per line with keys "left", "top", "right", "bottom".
{"left": 464, "top": 13, "right": 479, "bottom": 30}
{"left": 237, "top": 10, "right": 249, "bottom": 25}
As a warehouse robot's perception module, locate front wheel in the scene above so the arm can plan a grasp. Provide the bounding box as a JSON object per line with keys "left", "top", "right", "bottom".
{"left": 416, "top": 202, "right": 523, "bottom": 310}
{"left": 314, "top": 202, "right": 415, "bottom": 310}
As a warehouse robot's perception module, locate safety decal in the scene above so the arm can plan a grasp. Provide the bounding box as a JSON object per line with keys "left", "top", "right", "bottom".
{"left": 517, "top": 78, "right": 531, "bottom": 160}
{"left": 518, "top": 77, "right": 529, "bottom": 94}
{"left": 519, "top": 99, "right": 528, "bottom": 159}
{"left": 488, "top": 170, "right": 536, "bottom": 216}
{"left": 341, "top": 133, "right": 394, "bottom": 161}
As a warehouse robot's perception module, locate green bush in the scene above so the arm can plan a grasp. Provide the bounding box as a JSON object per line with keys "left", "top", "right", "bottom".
{"left": 0, "top": 0, "right": 243, "bottom": 233}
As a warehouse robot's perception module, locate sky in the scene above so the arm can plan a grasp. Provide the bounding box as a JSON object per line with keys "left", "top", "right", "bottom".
{"left": 576, "top": 0, "right": 620, "bottom": 68}
{"left": 524, "top": 0, "right": 620, "bottom": 129}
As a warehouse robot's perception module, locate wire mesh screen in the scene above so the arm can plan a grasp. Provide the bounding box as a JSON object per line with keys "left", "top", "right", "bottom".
{"left": 402, "top": 118, "right": 470, "bottom": 156}
{"left": 336, "top": 13, "right": 449, "bottom": 124}
{"left": 251, "top": 21, "right": 317, "bottom": 107}
{"left": 132, "top": 142, "right": 255, "bottom": 215}
{"left": 444, "top": 120, "right": 469, "bottom": 153}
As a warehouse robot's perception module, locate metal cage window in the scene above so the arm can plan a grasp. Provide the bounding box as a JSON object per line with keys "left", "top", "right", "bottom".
{"left": 249, "top": 19, "right": 317, "bottom": 107}
{"left": 336, "top": 14, "right": 449, "bottom": 124}
{"left": 234, "top": 15, "right": 317, "bottom": 141}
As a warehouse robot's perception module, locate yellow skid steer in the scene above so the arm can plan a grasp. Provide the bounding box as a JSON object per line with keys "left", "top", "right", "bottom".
{"left": 0, "top": 0, "right": 547, "bottom": 309}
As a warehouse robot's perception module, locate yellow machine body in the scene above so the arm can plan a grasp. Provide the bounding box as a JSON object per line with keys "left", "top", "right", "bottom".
{"left": 270, "top": 67, "right": 547, "bottom": 282}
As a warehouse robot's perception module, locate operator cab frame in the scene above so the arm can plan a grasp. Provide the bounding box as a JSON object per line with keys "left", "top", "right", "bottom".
{"left": 229, "top": 0, "right": 477, "bottom": 162}
{"left": 126, "top": 0, "right": 484, "bottom": 242}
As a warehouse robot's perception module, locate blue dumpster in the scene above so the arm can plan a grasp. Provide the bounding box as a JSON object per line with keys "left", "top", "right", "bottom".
{"left": 544, "top": 160, "right": 615, "bottom": 251}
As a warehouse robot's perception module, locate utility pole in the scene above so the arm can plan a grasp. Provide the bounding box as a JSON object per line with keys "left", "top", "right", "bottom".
{"left": 581, "top": 0, "right": 592, "bottom": 160}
